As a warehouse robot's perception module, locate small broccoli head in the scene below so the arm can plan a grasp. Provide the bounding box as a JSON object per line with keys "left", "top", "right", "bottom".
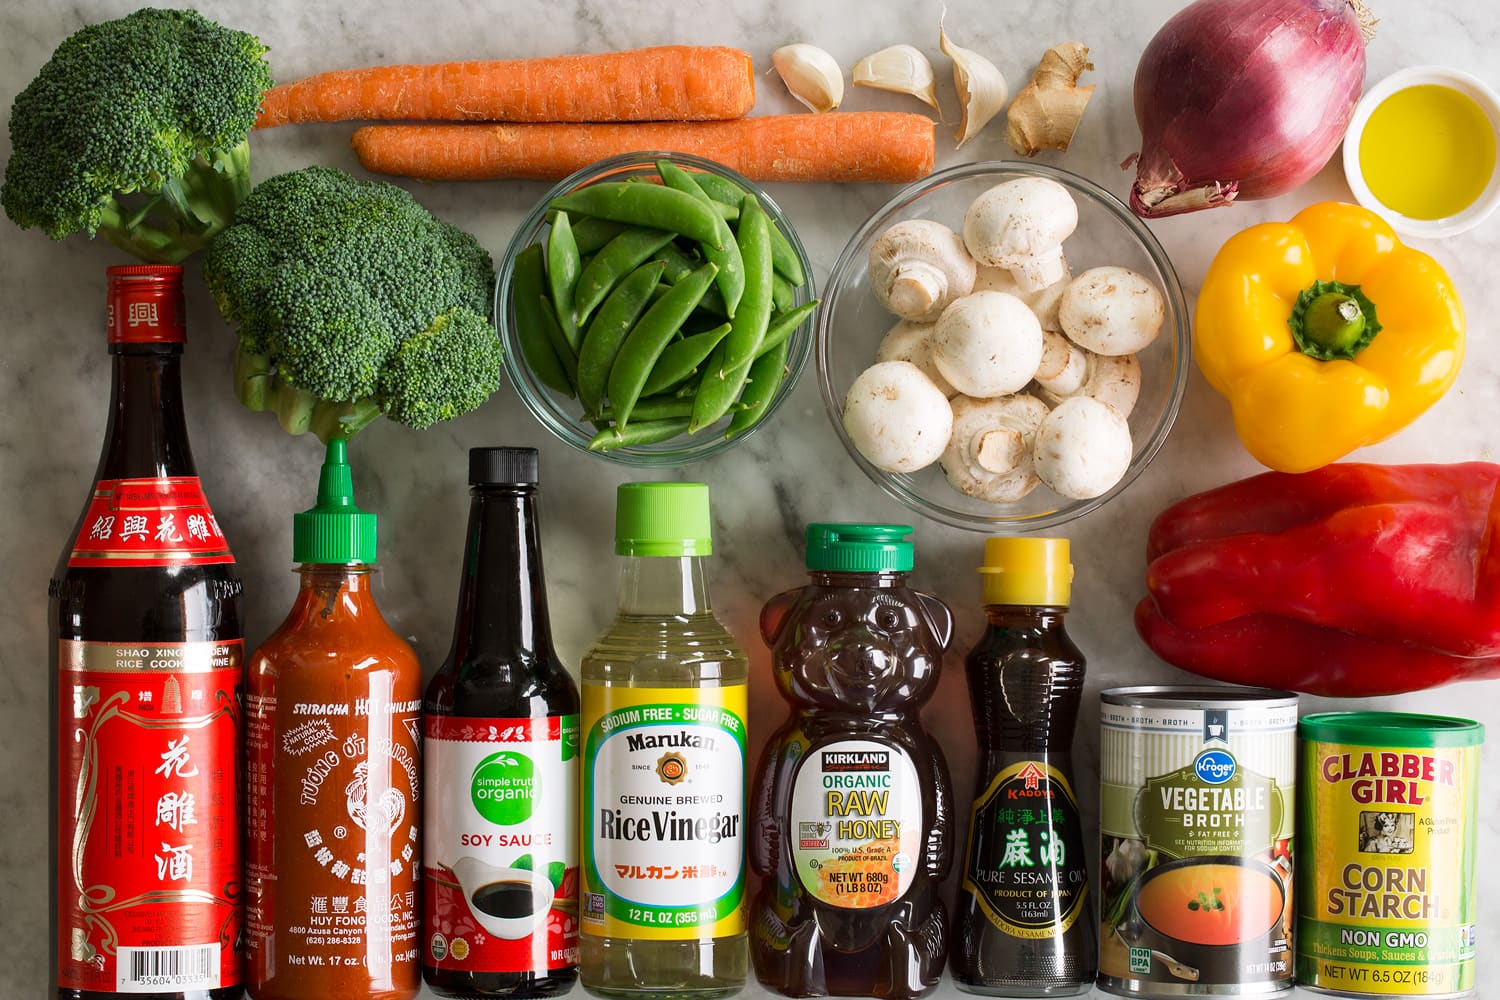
{"left": 205, "top": 166, "right": 502, "bottom": 440}
{"left": 379, "top": 308, "right": 505, "bottom": 429}
{"left": 1, "top": 8, "right": 271, "bottom": 262}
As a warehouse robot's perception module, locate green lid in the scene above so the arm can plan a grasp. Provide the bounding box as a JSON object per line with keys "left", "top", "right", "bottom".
{"left": 293, "top": 439, "right": 378, "bottom": 564}
{"left": 615, "top": 482, "right": 712, "bottom": 557}
{"left": 805, "top": 523, "right": 914, "bottom": 573}
{"left": 1301, "top": 711, "right": 1484, "bottom": 749}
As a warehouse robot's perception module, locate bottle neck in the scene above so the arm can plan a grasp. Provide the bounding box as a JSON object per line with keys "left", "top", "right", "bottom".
{"left": 96, "top": 343, "right": 196, "bottom": 481}
{"left": 286, "top": 564, "right": 383, "bottom": 625}
{"left": 617, "top": 555, "right": 713, "bottom": 616}
{"left": 809, "top": 569, "right": 908, "bottom": 588}
{"left": 983, "top": 605, "right": 1070, "bottom": 629}
{"left": 448, "top": 485, "right": 556, "bottom": 659}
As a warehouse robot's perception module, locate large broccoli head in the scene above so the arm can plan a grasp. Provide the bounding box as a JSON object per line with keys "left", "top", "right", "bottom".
{"left": 205, "top": 166, "right": 503, "bottom": 441}
{"left": 2, "top": 8, "right": 271, "bottom": 263}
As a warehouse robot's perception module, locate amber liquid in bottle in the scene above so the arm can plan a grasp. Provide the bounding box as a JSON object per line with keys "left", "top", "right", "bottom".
{"left": 950, "top": 603, "right": 1096, "bottom": 995}
{"left": 423, "top": 450, "right": 580, "bottom": 998}
{"left": 50, "top": 268, "right": 244, "bottom": 1000}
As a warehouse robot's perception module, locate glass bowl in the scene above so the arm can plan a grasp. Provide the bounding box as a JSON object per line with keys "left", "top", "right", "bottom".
{"left": 497, "top": 152, "right": 816, "bottom": 467}
{"left": 817, "top": 161, "right": 1189, "bottom": 532}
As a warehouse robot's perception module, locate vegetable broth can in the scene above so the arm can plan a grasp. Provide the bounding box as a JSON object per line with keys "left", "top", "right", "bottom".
{"left": 1297, "top": 713, "right": 1483, "bottom": 998}
{"left": 1098, "top": 686, "right": 1299, "bottom": 997}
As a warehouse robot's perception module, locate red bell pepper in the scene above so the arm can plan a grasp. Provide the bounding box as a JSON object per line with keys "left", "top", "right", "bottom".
{"left": 1137, "top": 463, "right": 1500, "bottom": 696}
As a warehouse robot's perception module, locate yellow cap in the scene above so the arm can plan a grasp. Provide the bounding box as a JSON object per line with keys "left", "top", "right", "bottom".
{"left": 979, "top": 537, "right": 1073, "bottom": 607}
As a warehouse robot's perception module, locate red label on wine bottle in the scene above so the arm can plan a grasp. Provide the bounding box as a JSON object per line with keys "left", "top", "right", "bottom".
{"left": 55, "top": 639, "right": 244, "bottom": 994}
{"left": 68, "top": 477, "right": 235, "bottom": 567}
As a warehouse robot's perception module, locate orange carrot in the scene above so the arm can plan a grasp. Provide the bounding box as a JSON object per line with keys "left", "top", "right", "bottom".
{"left": 255, "top": 46, "right": 755, "bottom": 129}
{"left": 350, "top": 113, "right": 937, "bottom": 184}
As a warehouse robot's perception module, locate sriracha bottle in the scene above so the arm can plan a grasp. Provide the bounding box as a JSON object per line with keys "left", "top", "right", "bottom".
{"left": 50, "top": 265, "right": 245, "bottom": 1000}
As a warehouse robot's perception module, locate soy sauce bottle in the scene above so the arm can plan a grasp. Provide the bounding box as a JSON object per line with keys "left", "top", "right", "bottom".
{"left": 423, "top": 448, "right": 580, "bottom": 997}
{"left": 951, "top": 538, "right": 1096, "bottom": 995}
{"left": 50, "top": 266, "right": 245, "bottom": 1000}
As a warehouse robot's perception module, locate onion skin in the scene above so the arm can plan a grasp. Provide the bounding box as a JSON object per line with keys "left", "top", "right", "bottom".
{"left": 1130, "top": 0, "right": 1367, "bottom": 218}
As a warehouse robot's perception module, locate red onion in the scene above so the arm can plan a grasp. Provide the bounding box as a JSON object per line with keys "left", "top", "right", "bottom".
{"left": 1128, "top": 0, "right": 1371, "bottom": 218}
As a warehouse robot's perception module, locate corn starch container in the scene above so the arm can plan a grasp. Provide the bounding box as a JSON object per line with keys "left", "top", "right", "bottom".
{"left": 1297, "top": 712, "right": 1483, "bottom": 998}
{"left": 1098, "top": 686, "right": 1298, "bottom": 997}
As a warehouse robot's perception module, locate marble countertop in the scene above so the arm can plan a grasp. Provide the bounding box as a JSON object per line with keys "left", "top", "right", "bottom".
{"left": 4, "top": 1, "right": 1499, "bottom": 996}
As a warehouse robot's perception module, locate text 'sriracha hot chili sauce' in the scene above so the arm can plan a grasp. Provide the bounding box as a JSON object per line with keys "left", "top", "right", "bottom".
{"left": 50, "top": 265, "right": 246, "bottom": 1000}
{"left": 422, "top": 448, "right": 580, "bottom": 997}
{"left": 245, "top": 440, "right": 422, "bottom": 1000}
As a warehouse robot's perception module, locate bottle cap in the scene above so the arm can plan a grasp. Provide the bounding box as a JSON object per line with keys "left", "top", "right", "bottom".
{"left": 979, "top": 537, "right": 1072, "bottom": 607}
{"left": 470, "top": 447, "right": 539, "bottom": 485}
{"left": 615, "top": 482, "right": 712, "bottom": 557}
{"left": 107, "top": 264, "right": 185, "bottom": 344}
{"left": 293, "top": 439, "right": 378, "bottom": 564}
{"left": 805, "top": 523, "right": 914, "bottom": 574}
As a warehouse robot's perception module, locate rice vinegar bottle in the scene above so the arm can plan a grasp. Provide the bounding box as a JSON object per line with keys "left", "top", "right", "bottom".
{"left": 579, "top": 483, "right": 748, "bottom": 1000}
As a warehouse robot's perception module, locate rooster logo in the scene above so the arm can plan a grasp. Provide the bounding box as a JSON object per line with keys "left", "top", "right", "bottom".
{"left": 345, "top": 761, "right": 407, "bottom": 835}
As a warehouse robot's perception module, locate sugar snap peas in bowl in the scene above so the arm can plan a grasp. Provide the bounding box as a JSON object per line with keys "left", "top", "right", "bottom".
{"left": 498, "top": 152, "right": 818, "bottom": 466}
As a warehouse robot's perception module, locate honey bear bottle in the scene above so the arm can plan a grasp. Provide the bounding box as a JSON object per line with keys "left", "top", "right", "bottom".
{"left": 750, "top": 523, "right": 954, "bottom": 1000}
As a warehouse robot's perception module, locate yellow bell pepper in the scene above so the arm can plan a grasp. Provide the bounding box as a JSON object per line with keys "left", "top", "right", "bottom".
{"left": 1194, "top": 202, "right": 1465, "bottom": 473}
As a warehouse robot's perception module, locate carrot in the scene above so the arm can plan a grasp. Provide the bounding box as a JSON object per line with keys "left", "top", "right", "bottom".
{"left": 255, "top": 46, "right": 755, "bottom": 129}
{"left": 350, "top": 113, "right": 937, "bottom": 184}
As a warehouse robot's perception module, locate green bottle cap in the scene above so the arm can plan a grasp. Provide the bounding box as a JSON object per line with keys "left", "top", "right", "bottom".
{"left": 293, "top": 439, "right": 378, "bottom": 564}
{"left": 615, "top": 482, "right": 712, "bottom": 557}
{"left": 805, "top": 523, "right": 914, "bottom": 573}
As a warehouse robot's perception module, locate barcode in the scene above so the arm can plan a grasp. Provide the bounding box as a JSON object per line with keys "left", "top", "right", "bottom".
{"left": 116, "top": 944, "right": 219, "bottom": 992}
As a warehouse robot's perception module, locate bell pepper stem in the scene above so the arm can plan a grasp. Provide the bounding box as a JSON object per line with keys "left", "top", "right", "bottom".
{"left": 1290, "top": 279, "right": 1382, "bottom": 360}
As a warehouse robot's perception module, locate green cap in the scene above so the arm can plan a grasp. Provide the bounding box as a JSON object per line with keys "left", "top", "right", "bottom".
{"left": 1301, "top": 712, "right": 1484, "bottom": 749}
{"left": 615, "top": 482, "right": 712, "bottom": 557}
{"left": 293, "top": 439, "right": 378, "bottom": 564}
{"left": 805, "top": 523, "right": 914, "bottom": 573}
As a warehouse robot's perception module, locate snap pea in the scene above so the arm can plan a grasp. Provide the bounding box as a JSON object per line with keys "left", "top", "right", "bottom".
{"left": 658, "top": 159, "right": 745, "bottom": 320}
{"left": 622, "top": 173, "right": 740, "bottom": 221}
{"left": 571, "top": 216, "right": 628, "bottom": 255}
{"left": 688, "top": 171, "right": 806, "bottom": 287}
{"left": 550, "top": 182, "right": 724, "bottom": 249}
{"left": 726, "top": 339, "right": 790, "bottom": 439}
{"left": 655, "top": 242, "right": 699, "bottom": 284}
{"left": 588, "top": 395, "right": 696, "bottom": 424}
{"left": 588, "top": 417, "right": 692, "bottom": 452}
{"left": 510, "top": 244, "right": 574, "bottom": 397}
{"left": 650, "top": 267, "right": 728, "bottom": 318}
{"left": 573, "top": 228, "right": 675, "bottom": 325}
{"left": 546, "top": 211, "right": 583, "bottom": 352}
{"left": 536, "top": 296, "right": 580, "bottom": 389}
{"left": 607, "top": 261, "right": 718, "bottom": 428}
{"left": 691, "top": 195, "right": 772, "bottom": 432}
{"left": 576, "top": 260, "right": 665, "bottom": 416}
{"left": 640, "top": 322, "right": 733, "bottom": 397}
{"left": 754, "top": 300, "right": 819, "bottom": 361}
{"left": 771, "top": 273, "right": 796, "bottom": 313}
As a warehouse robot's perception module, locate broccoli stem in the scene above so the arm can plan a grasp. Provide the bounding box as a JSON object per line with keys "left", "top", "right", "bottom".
{"left": 96, "top": 140, "right": 253, "bottom": 264}
{"left": 234, "top": 339, "right": 273, "bottom": 411}
{"left": 273, "top": 380, "right": 321, "bottom": 436}
{"left": 308, "top": 398, "right": 383, "bottom": 443}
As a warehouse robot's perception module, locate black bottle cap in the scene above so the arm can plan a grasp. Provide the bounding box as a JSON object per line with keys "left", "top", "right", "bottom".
{"left": 469, "top": 447, "right": 539, "bottom": 485}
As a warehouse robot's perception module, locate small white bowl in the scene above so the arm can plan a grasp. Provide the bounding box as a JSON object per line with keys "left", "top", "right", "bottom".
{"left": 1342, "top": 66, "right": 1500, "bottom": 239}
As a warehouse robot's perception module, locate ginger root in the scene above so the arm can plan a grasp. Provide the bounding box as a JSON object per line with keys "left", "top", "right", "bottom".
{"left": 1006, "top": 42, "right": 1096, "bottom": 157}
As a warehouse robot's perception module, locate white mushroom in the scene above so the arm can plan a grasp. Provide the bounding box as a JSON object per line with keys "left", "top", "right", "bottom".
{"left": 972, "top": 265, "right": 1020, "bottom": 296}
{"left": 1035, "top": 330, "right": 1088, "bottom": 396}
{"left": 940, "top": 394, "right": 1049, "bottom": 502}
{"left": 1058, "top": 266, "right": 1165, "bottom": 356}
{"left": 930, "top": 291, "right": 1044, "bottom": 399}
{"left": 1039, "top": 352, "right": 1142, "bottom": 417}
{"left": 842, "top": 361, "right": 954, "bottom": 474}
{"left": 868, "top": 220, "right": 977, "bottom": 322}
{"left": 962, "top": 177, "right": 1078, "bottom": 293}
{"left": 1027, "top": 270, "right": 1071, "bottom": 331}
{"left": 1033, "top": 397, "right": 1133, "bottom": 500}
{"left": 876, "top": 319, "right": 957, "bottom": 397}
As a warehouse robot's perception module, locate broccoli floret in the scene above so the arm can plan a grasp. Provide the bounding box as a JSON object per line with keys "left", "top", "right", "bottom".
{"left": 206, "top": 166, "right": 503, "bottom": 441}
{"left": 380, "top": 308, "right": 507, "bottom": 429}
{"left": 1, "top": 8, "right": 271, "bottom": 263}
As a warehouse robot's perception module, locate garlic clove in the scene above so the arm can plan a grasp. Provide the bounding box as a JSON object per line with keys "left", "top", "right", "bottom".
{"left": 772, "top": 43, "right": 844, "bottom": 114}
{"left": 852, "top": 44, "right": 940, "bottom": 112}
{"left": 939, "top": 21, "right": 1007, "bottom": 148}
